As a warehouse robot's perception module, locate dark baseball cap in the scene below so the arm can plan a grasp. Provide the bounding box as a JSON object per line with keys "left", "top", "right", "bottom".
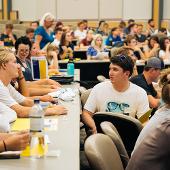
{"left": 145, "top": 57, "right": 162, "bottom": 69}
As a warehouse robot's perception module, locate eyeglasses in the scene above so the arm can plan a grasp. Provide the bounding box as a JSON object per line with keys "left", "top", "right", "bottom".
{"left": 18, "top": 49, "right": 30, "bottom": 53}
{"left": 107, "top": 102, "right": 129, "bottom": 112}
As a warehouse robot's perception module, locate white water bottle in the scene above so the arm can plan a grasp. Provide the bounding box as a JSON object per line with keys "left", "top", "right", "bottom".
{"left": 29, "top": 99, "right": 45, "bottom": 158}
{"left": 30, "top": 99, "right": 44, "bottom": 133}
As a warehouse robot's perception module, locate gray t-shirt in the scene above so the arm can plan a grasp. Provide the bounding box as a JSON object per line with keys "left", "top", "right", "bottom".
{"left": 126, "top": 119, "right": 170, "bottom": 170}
{"left": 133, "top": 106, "right": 170, "bottom": 152}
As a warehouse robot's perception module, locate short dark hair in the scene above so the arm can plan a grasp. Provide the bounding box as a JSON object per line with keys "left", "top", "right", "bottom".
{"left": 31, "top": 21, "right": 39, "bottom": 26}
{"left": 15, "top": 36, "right": 32, "bottom": 52}
{"left": 148, "top": 19, "right": 154, "bottom": 24}
{"left": 54, "top": 27, "right": 63, "bottom": 34}
{"left": 111, "top": 27, "right": 118, "bottom": 33}
{"left": 128, "top": 19, "right": 135, "bottom": 24}
{"left": 6, "top": 23, "right": 13, "bottom": 29}
{"left": 110, "top": 54, "right": 134, "bottom": 76}
{"left": 26, "top": 27, "right": 34, "bottom": 34}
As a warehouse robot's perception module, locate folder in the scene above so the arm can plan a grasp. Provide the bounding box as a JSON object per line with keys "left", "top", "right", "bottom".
{"left": 31, "top": 56, "right": 48, "bottom": 80}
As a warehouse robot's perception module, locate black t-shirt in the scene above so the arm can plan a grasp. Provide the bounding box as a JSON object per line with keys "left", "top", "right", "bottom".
{"left": 16, "top": 57, "right": 33, "bottom": 81}
{"left": 130, "top": 74, "right": 157, "bottom": 97}
{"left": 135, "top": 34, "right": 147, "bottom": 43}
{"left": 0, "top": 33, "right": 17, "bottom": 46}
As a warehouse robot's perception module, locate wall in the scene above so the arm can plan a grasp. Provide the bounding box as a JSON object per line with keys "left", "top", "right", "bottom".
{"left": 12, "top": 0, "right": 56, "bottom": 21}
{"left": 11, "top": 0, "right": 161, "bottom": 21}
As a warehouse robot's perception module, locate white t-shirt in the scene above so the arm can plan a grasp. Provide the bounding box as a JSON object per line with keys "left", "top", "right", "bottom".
{"left": 74, "top": 29, "right": 87, "bottom": 41}
{"left": 159, "top": 50, "right": 170, "bottom": 59}
{"left": 0, "top": 80, "right": 25, "bottom": 107}
{"left": 52, "top": 39, "right": 60, "bottom": 47}
{"left": 0, "top": 102, "right": 17, "bottom": 124}
{"left": 84, "top": 81, "right": 149, "bottom": 118}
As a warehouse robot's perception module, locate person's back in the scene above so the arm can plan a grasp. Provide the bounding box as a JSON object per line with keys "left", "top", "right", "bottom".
{"left": 133, "top": 106, "right": 170, "bottom": 152}
{"left": 126, "top": 119, "right": 170, "bottom": 170}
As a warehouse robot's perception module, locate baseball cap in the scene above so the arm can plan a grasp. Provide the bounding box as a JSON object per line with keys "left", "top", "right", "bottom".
{"left": 145, "top": 57, "right": 162, "bottom": 69}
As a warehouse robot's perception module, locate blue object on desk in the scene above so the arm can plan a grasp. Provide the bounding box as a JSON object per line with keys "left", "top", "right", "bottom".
{"left": 67, "top": 62, "right": 74, "bottom": 76}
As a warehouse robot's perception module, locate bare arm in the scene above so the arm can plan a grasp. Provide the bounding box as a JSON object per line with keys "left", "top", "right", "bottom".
{"left": 148, "top": 95, "right": 160, "bottom": 108}
{"left": 28, "top": 87, "right": 55, "bottom": 96}
{"left": 82, "top": 109, "right": 97, "bottom": 134}
{"left": 11, "top": 104, "right": 31, "bottom": 118}
{"left": 35, "top": 35, "right": 43, "bottom": 49}
{"left": 47, "top": 51, "right": 59, "bottom": 70}
{"left": 17, "top": 66, "right": 29, "bottom": 97}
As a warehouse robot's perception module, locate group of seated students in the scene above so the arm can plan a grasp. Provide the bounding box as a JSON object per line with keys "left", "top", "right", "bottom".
{"left": 0, "top": 12, "right": 169, "bottom": 168}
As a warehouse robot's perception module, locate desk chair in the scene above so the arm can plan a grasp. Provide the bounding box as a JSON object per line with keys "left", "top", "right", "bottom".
{"left": 100, "top": 121, "right": 129, "bottom": 168}
{"left": 93, "top": 112, "right": 143, "bottom": 156}
{"left": 80, "top": 89, "right": 92, "bottom": 108}
{"left": 85, "top": 134, "right": 124, "bottom": 170}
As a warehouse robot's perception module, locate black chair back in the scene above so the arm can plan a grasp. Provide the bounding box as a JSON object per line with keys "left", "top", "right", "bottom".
{"left": 93, "top": 112, "right": 143, "bottom": 156}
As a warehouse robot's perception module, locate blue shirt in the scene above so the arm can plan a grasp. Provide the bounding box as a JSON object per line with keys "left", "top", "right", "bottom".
{"left": 105, "top": 34, "right": 122, "bottom": 46}
{"left": 87, "top": 46, "right": 108, "bottom": 58}
{"left": 35, "top": 26, "right": 54, "bottom": 49}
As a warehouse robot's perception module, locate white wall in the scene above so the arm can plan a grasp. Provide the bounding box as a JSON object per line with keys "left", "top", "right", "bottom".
{"left": 163, "top": 0, "right": 170, "bottom": 19}
{"left": 12, "top": 0, "right": 153, "bottom": 21}
{"left": 0, "top": 0, "right": 2, "bottom": 10}
{"left": 99, "top": 0, "right": 123, "bottom": 19}
{"left": 12, "top": 0, "right": 56, "bottom": 21}
{"left": 57, "top": 0, "right": 98, "bottom": 20}
{"left": 123, "top": 0, "right": 152, "bottom": 20}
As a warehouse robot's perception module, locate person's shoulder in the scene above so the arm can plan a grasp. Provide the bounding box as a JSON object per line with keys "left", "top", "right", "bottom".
{"left": 93, "top": 81, "right": 111, "bottom": 90}
{"left": 35, "top": 26, "right": 44, "bottom": 33}
{"left": 130, "top": 82, "right": 147, "bottom": 94}
{"left": 87, "top": 46, "right": 94, "bottom": 51}
{"left": 130, "top": 74, "right": 145, "bottom": 84}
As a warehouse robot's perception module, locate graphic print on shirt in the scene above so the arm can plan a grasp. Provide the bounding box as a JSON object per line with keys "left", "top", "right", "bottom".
{"left": 106, "top": 101, "right": 130, "bottom": 113}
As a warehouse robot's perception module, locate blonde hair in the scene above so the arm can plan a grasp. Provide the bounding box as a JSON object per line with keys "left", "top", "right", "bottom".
{"left": 39, "top": 13, "right": 55, "bottom": 26}
{"left": 46, "top": 43, "right": 58, "bottom": 62}
{"left": 91, "top": 34, "right": 104, "bottom": 49}
{"left": 0, "top": 47, "right": 14, "bottom": 68}
{"left": 47, "top": 43, "right": 58, "bottom": 53}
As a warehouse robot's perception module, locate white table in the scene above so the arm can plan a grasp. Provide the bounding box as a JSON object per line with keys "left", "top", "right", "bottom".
{"left": 0, "top": 83, "right": 81, "bottom": 170}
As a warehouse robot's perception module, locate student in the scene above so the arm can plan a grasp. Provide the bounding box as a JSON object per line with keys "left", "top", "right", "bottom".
{"left": 82, "top": 54, "right": 149, "bottom": 134}
{"left": 30, "top": 21, "right": 39, "bottom": 30}
{"left": 74, "top": 21, "right": 87, "bottom": 41}
{"left": 105, "top": 27, "right": 122, "bottom": 47}
{"left": 133, "top": 72, "right": 170, "bottom": 152}
{"left": 0, "top": 47, "right": 67, "bottom": 118}
{"left": 0, "top": 24, "right": 17, "bottom": 47}
{"left": 25, "top": 28, "right": 35, "bottom": 43}
{"left": 125, "top": 35, "right": 145, "bottom": 60}
{"left": 58, "top": 32, "right": 74, "bottom": 60}
{"left": 86, "top": 34, "right": 108, "bottom": 60}
{"left": 143, "top": 35, "right": 160, "bottom": 58}
{"left": 130, "top": 57, "right": 162, "bottom": 109}
{"left": 159, "top": 37, "right": 170, "bottom": 60}
{"left": 52, "top": 27, "right": 63, "bottom": 48}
